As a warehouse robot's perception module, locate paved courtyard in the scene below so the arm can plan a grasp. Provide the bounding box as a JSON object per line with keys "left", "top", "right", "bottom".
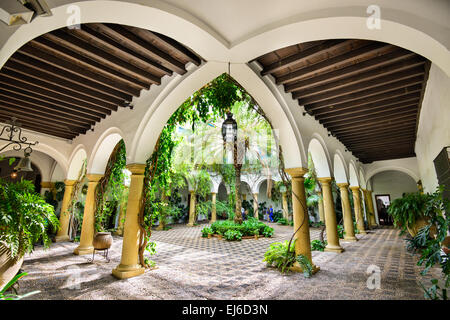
{"left": 16, "top": 223, "right": 440, "bottom": 300}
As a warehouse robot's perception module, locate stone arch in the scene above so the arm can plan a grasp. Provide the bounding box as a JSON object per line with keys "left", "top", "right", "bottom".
{"left": 130, "top": 62, "right": 305, "bottom": 170}
{"left": 333, "top": 152, "right": 348, "bottom": 184}
{"left": 365, "top": 166, "right": 420, "bottom": 186}
{"left": 88, "top": 128, "right": 124, "bottom": 175}
{"left": 359, "top": 169, "right": 367, "bottom": 189}
{"left": 67, "top": 144, "right": 88, "bottom": 180}
{"left": 308, "top": 137, "right": 331, "bottom": 178}
{"left": 348, "top": 161, "right": 359, "bottom": 187}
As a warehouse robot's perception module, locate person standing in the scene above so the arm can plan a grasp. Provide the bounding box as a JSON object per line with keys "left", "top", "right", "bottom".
{"left": 268, "top": 205, "right": 274, "bottom": 222}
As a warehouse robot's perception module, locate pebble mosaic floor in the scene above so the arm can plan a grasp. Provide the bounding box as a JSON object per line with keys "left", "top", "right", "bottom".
{"left": 16, "top": 223, "right": 441, "bottom": 300}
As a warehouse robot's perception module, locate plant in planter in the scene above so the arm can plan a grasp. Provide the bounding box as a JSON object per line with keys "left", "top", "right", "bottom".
{"left": 311, "top": 239, "right": 327, "bottom": 251}
{"left": 0, "top": 179, "right": 59, "bottom": 290}
{"left": 387, "top": 192, "right": 432, "bottom": 237}
{"left": 263, "top": 240, "right": 313, "bottom": 277}
{"left": 0, "top": 272, "right": 40, "bottom": 300}
{"left": 201, "top": 227, "right": 213, "bottom": 238}
{"left": 224, "top": 229, "right": 242, "bottom": 241}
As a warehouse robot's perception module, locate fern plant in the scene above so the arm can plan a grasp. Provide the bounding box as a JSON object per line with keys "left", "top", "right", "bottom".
{"left": 0, "top": 272, "right": 40, "bottom": 300}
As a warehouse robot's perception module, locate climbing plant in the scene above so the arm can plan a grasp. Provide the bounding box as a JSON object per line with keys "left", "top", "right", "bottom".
{"left": 94, "top": 139, "right": 127, "bottom": 232}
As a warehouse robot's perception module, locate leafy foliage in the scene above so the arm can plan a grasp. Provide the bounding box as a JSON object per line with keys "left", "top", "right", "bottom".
{"left": 0, "top": 272, "right": 40, "bottom": 300}
{"left": 201, "top": 226, "right": 213, "bottom": 237}
{"left": 210, "top": 217, "right": 272, "bottom": 237}
{"left": 311, "top": 239, "right": 327, "bottom": 251}
{"left": 224, "top": 229, "right": 242, "bottom": 241}
{"left": 0, "top": 179, "right": 59, "bottom": 259}
{"left": 387, "top": 191, "right": 430, "bottom": 232}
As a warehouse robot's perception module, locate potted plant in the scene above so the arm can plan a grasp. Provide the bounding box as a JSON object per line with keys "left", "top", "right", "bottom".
{"left": 387, "top": 192, "right": 432, "bottom": 237}
{"left": 0, "top": 179, "right": 59, "bottom": 290}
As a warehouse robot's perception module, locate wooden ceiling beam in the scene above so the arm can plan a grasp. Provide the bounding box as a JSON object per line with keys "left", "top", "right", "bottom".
{"left": 290, "top": 56, "right": 425, "bottom": 98}
{"left": 346, "top": 138, "right": 415, "bottom": 150}
{"left": 328, "top": 113, "right": 417, "bottom": 132}
{"left": 260, "top": 40, "right": 348, "bottom": 75}
{"left": 0, "top": 109, "right": 87, "bottom": 135}
{"left": 360, "top": 153, "right": 416, "bottom": 163}
{"left": 3, "top": 61, "right": 123, "bottom": 107}
{"left": 18, "top": 45, "right": 141, "bottom": 97}
{"left": 305, "top": 81, "right": 423, "bottom": 111}
{"left": 284, "top": 49, "right": 415, "bottom": 92}
{"left": 0, "top": 89, "right": 103, "bottom": 122}
{"left": 0, "top": 116, "right": 77, "bottom": 139}
{"left": 336, "top": 127, "right": 415, "bottom": 142}
{"left": 89, "top": 23, "right": 186, "bottom": 74}
{"left": 46, "top": 30, "right": 161, "bottom": 85}
{"left": 70, "top": 25, "right": 173, "bottom": 76}
{"left": 332, "top": 119, "right": 416, "bottom": 135}
{"left": 277, "top": 42, "right": 392, "bottom": 85}
{"left": 124, "top": 26, "right": 201, "bottom": 66}
{"left": 322, "top": 107, "right": 418, "bottom": 127}
{"left": 11, "top": 53, "right": 132, "bottom": 101}
{"left": 340, "top": 130, "right": 416, "bottom": 144}
{"left": 0, "top": 73, "right": 115, "bottom": 115}
{"left": 311, "top": 87, "right": 422, "bottom": 116}
{"left": 295, "top": 66, "right": 424, "bottom": 103}
{"left": 30, "top": 38, "right": 149, "bottom": 91}
{"left": 0, "top": 102, "right": 91, "bottom": 130}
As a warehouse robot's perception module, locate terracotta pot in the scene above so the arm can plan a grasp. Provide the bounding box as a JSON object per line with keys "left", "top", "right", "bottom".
{"left": 406, "top": 216, "right": 436, "bottom": 238}
{"left": 93, "top": 232, "right": 113, "bottom": 250}
{"left": 0, "top": 243, "right": 24, "bottom": 291}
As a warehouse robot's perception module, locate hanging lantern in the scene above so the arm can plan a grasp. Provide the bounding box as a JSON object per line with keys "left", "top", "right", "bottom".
{"left": 221, "top": 112, "right": 237, "bottom": 143}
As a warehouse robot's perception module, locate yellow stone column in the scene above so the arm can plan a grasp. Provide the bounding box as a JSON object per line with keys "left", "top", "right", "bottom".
{"left": 187, "top": 190, "right": 196, "bottom": 227}
{"left": 253, "top": 193, "right": 259, "bottom": 219}
{"left": 285, "top": 168, "right": 319, "bottom": 274}
{"left": 337, "top": 183, "right": 357, "bottom": 241}
{"left": 210, "top": 192, "right": 217, "bottom": 223}
{"left": 317, "top": 191, "right": 325, "bottom": 222}
{"left": 366, "top": 190, "right": 378, "bottom": 227}
{"left": 114, "top": 185, "right": 129, "bottom": 236}
{"left": 318, "top": 177, "right": 344, "bottom": 253}
{"left": 350, "top": 186, "right": 367, "bottom": 235}
{"left": 55, "top": 180, "right": 77, "bottom": 242}
{"left": 112, "top": 164, "right": 146, "bottom": 279}
{"left": 40, "top": 181, "right": 55, "bottom": 196}
{"left": 74, "top": 174, "right": 103, "bottom": 255}
{"left": 282, "top": 191, "right": 289, "bottom": 220}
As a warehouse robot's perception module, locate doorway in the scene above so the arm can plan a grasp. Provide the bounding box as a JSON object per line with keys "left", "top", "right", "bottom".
{"left": 375, "top": 195, "right": 392, "bottom": 225}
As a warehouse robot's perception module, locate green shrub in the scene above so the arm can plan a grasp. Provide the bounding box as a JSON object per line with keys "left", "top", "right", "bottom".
{"left": 353, "top": 221, "right": 360, "bottom": 234}
{"left": 210, "top": 218, "right": 272, "bottom": 237}
{"left": 277, "top": 218, "right": 289, "bottom": 225}
{"left": 337, "top": 225, "right": 344, "bottom": 239}
{"left": 387, "top": 192, "right": 430, "bottom": 232}
{"left": 262, "top": 225, "right": 274, "bottom": 237}
{"left": 224, "top": 229, "right": 242, "bottom": 241}
{"left": 263, "top": 240, "right": 313, "bottom": 277}
{"left": 311, "top": 239, "right": 327, "bottom": 251}
{"left": 201, "top": 227, "right": 213, "bottom": 238}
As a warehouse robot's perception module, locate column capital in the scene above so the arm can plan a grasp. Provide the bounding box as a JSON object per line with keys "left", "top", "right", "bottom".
{"left": 64, "top": 179, "right": 77, "bottom": 187}
{"left": 126, "top": 163, "right": 146, "bottom": 175}
{"left": 317, "top": 177, "right": 333, "bottom": 184}
{"left": 211, "top": 192, "right": 217, "bottom": 195}
{"left": 336, "top": 182, "right": 349, "bottom": 188}
{"left": 252, "top": 192, "right": 259, "bottom": 195}
{"left": 285, "top": 167, "right": 308, "bottom": 178}
{"left": 86, "top": 174, "right": 103, "bottom": 182}
{"left": 350, "top": 186, "right": 360, "bottom": 192}
{"left": 40, "top": 181, "right": 55, "bottom": 189}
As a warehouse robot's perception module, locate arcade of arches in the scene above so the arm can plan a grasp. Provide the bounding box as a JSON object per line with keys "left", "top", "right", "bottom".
{"left": 0, "top": 0, "right": 449, "bottom": 300}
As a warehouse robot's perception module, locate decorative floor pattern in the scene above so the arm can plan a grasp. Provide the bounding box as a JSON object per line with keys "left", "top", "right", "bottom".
{"left": 16, "top": 223, "right": 441, "bottom": 300}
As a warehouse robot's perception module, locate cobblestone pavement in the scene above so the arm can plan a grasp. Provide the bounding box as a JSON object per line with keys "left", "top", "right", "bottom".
{"left": 17, "top": 223, "right": 440, "bottom": 300}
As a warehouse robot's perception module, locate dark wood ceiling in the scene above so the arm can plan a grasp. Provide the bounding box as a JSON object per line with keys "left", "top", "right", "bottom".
{"left": 0, "top": 23, "right": 202, "bottom": 140}
{"left": 254, "top": 39, "right": 430, "bottom": 163}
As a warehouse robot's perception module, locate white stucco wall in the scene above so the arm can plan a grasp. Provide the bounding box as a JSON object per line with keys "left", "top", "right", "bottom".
{"left": 371, "top": 170, "right": 418, "bottom": 203}
{"left": 415, "top": 63, "right": 450, "bottom": 192}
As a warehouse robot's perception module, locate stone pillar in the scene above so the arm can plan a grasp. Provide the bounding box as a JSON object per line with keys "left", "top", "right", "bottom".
{"left": 350, "top": 186, "right": 367, "bottom": 234}
{"left": 187, "top": 190, "right": 196, "bottom": 227}
{"left": 253, "top": 193, "right": 259, "bottom": 219}
{"left": 210, "top": 192, "right": 217, "bottom": 223}
{"left": 40, "top": 181, "right": 54, "bottom": 196}
{"left": 337, "top": 183, "right": 357, "bottom": 241}
{"left": 74, "top": 174, "right": 103, "bottom": 255}
{"left": 55, "top": 180, "right": 77, "bottom": 242}
{"left": 317, "top": 191, "right": 325, "bottom": 222}
{"left": 282, "top": 191, "right": 288, "bottom": 220}
{"left": 366, "top": 190, "right": 378, "bottom": 227}
{"left": 112, "top": 164, "right": 146, "bottom": 279}
{"left": 114, "top": 185, "right": 129, "bottom": 236}
{"left": 318, "top": 177, "right": 344, "bottom": 253}
{"left": 285, "top": 168, "right": 319, "bottom": 274}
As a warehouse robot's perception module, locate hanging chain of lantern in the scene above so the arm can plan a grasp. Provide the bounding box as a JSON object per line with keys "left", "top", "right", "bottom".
{"left": 0, "top": 117, "right": 38, "bottom": 175}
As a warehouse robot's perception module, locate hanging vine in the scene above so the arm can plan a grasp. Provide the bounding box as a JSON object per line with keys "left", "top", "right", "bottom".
{"left": 67, "top": 159, "right": 87, "bottom": 240}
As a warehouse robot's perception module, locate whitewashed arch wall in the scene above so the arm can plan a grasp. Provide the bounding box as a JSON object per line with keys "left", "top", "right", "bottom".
{"left": 88, "top": 128, "right": 124, "bottom": 175}
{"left": 308, "top": 137, "right": 331, "bottom": 178}
{"left": 333, "top": 153, "right": 348, "bottom": 184}
{"left": 349, "top": 161, "right": 360, "bottom": 187}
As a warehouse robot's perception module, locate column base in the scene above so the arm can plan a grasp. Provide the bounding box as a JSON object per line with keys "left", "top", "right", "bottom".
{"left": 187, "top": 223, "right": 195, "bottom": 227}
{"left": 290, "top": 262, "right": 320, "bottom": 274}
{"left": 210, "top": 219, "right": 216, "bottom": 224}
{"left": 359, "top": 230, "right": 368, "bottom": 234}
{"left": 343, "top": 236, "right": 358, "bottom": 242}
{"left": 324, "top": 245, "right": 345, "bottom": 253}
{"left": 113, "top": 230, "right": 123, "bottom": 236}
{"left": 73, "top": 246, "right": 94, "bottom": 255}
{"left": 112, "top": 264, "right": 145, "bottom": 280}
{"left": 55, "top": 234, "right": 70, "bottom": 242}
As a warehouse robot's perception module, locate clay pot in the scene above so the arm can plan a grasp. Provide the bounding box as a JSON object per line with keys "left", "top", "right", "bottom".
{"left": 93, "top": 232, "right": 113, "bottom": 250}
{"left": 406, "top": 216, "right": 436, "bottom": 238}
{"left": 0, "top": 243, "right": 24, "bottom": 291}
